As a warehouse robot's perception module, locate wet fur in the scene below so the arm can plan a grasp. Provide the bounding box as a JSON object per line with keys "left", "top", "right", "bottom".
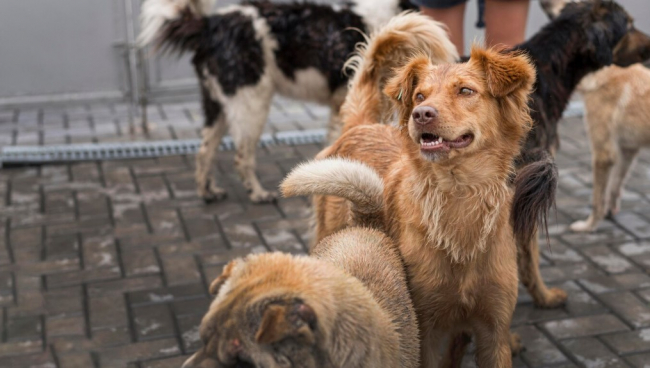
{"left": 310, "top": 46, "right": 538, "bottom": 367}
{"left": 182, "top": 227, "right": 419, "bottom": 368}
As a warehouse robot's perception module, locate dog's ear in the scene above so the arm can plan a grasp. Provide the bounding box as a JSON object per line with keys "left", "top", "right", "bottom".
{"left": 469, "top": 46, "right": 536, "bottom": 98}
{"left": 384, "top": 55, "right": 432, "bottom": 125}
{"left": 209, "top": 260, "right": 239, "bottom": 296}
{"left": 255, "top": 302, "right": 317, "bottom": 345}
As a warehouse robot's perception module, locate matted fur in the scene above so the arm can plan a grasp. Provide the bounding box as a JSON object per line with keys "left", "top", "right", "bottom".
{"left": 183, "top": 228, "right": 419, "bottom": 368}
{"left": 311, "top": 46, "right": 539, "bottom": 366}
{"left": 570, "top": 64, "right": 650, "bottom": 232}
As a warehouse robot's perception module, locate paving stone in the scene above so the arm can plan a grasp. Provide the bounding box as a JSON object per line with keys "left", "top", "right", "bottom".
{"left": 97, "top": 338, "right": 180, "bottom": 368}
{"left": 513, "top": 325, "right": 569, "bottom": 367}
{"left": 562, "top": 337, "right": 627, "bottom": 368}
{"left": 582, "top": 245, "right": 638, "bottom": 274}
{"left": 599, "top": 291, "right": 650, "bottom": 328}
{"left": 6, "top": 316, "right": 42, "bottom": 342}
{"left": 160, "top": 254, "right": 201, "bottom": 286}
{"left": 543, "top": 314, "right": 629, "bottom": 340}
{"left": 601, "top": 328, "right": 650, "bottom": 356}
{"left": 46, "top": 315, "right": 85, "bottom": 338}
{"left": 133, "top": 304, "right": 175, "bottom": 341}
{"left": 122, "top": 248, "right": 161, "bottom": 277}
{"left": 626, "top": 352, "right": 650, "bottom": 368}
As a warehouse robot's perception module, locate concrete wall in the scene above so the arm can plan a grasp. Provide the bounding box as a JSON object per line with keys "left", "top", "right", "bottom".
{"left": 0, "top": 0, "right": 648, "bottom": 105}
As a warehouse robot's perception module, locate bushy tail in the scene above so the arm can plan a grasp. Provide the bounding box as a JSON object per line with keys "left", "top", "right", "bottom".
{"left": 281, "top": 158, "right": 384, "bottom": 229}
{"left": 341, "top": 11, "right": 458, "bottom": 133}
{"left": 138, "top": 0, "right": 216, "bottom": 53}
{"left": 511, "top": 149, "right": 557, "bottom": 246}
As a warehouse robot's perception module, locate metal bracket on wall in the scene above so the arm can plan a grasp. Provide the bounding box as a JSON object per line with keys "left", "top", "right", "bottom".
{"left": 0, "top": 129, "right": 328, "bottom": 167}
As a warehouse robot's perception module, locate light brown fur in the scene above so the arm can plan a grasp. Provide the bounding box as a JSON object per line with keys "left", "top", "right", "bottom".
{"left": 309, "top": 47, "right": 536, "bottom": 367}
{"left": 182, "top": 227, "right": 419, "bottom": 368}
{"left": 570, "top": 64, "right": 650, "bottom": 232}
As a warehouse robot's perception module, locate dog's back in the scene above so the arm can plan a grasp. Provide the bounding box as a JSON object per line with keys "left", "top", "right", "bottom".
{"left": 313, "top": 227, "right": 420, "bottom": 368}
{"left": 580, "top": 64, "right": 650, "bottom": 146}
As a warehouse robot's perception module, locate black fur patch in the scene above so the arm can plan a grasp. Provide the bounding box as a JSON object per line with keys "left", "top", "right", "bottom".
{"left": 194, "top": 11, "right": 266, "bottom": 96}
{"left": 249, "top": 1, "right": 367, "bottom": 92}
{"left": 198, "top": 78, "right": 223, "bottom": 126}
{"left": 511, "top": 149, "right": 557, "bottom": 247}
{"left": 511, "top": 1, "right": 630, "bottom": 154}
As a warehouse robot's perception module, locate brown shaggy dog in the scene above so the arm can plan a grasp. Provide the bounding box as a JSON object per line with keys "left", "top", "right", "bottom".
{"left": 570, "top": 64, "right": 650, "bottom": 232}
{"left": 283, "top": 47, "right": 556, "bottom": 367}
{"left": 182, "top": 224, "right": 419, "bottom": 367}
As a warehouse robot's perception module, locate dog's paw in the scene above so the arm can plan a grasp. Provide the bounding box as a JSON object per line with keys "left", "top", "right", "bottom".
{"left": 510, "top": 333, "right": 525, "bottom": 356}
{"left": 250, "top": 190, "right": 278, "bottom": 204}
{"left": 536, "top": 287, "right": 568, "bottom": 309}
{"left": 570, "top": 219, "right": 595, "bottom": 232}
{"left": 201, "top": 187, "right": 228, "bottom": 204}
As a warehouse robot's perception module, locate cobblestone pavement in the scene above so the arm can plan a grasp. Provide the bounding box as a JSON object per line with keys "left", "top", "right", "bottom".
{"left": 0, "top": 97, "right": 328, "bottom": 147}
{"left": 1, "top": 99, "right": 650, "bottom": 367}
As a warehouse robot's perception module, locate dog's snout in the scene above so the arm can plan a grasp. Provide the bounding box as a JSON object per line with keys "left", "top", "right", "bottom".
{"left": 412, "top": 106, "right": 439, "bottom": 126}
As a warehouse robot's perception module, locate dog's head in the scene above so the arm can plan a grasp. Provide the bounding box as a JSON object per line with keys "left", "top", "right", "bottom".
{"left": 384, "top": 47, "right": 535, "bottom": 164}
{"left": 542, "top": 0, "right": 650, "bottom": 67}
{"left": 182, "top": 254, "right": 323, "bottom": 368}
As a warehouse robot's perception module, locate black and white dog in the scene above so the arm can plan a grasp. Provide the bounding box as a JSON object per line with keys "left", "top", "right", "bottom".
{"left": 139, "top": 0, "right": 457, "bottom": 203}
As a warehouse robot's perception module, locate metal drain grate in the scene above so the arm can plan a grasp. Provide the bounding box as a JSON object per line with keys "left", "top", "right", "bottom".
{"left": 0, "top": 129, "right": 328, "bottom": 166}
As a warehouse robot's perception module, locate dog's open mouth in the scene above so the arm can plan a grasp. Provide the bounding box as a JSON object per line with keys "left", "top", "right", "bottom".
{"left": 419, "top": 132, "right": 474, "bottom": 152}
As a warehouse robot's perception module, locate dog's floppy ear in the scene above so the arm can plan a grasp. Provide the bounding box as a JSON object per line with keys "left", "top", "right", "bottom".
{"left": 209, "top": 260, "right": 239, "bottom": 296}
{"left": 469, "top": 46, "right": 536, "bottom": 98}
{"left": 384, "top": 55, "right": 432, "bottom": 125}
{"left": 255, "top": 302, "right": 317, "bottom": 345}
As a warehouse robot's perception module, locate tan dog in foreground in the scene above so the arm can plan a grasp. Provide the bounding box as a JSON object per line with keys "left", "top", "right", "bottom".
{"left": 284, "top": 46, "right": 557, "bottom": 367}
{"left": 570, "top": 64, "right": 650, "bottom": 232}
{"left": 182, "top": 223, "right": 419, "bottom": 368}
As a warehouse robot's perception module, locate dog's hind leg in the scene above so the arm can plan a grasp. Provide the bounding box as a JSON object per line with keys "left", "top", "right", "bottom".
{"left": 518, "top": 234, "right": 568, "bottom": 308}
{"left": 440, "top": 332, "right": 471, "bottom": 368}
{"left": 196, "top": 95, "right": 229, "bottom": 203}
{"left": 228, "top": 90, "right": 276, "bottom": 204}
{"left": 571, "top": 154, "right": 616, "bottom": 232}
{"left": 474, "top": 322, "right": 512, "bottom": 368}
{"left": 606, "top": 147, "right": 639, "bottom": 218}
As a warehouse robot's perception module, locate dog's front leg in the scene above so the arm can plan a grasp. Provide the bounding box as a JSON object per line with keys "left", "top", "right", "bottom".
{"left": 229, "top": 98, "right": 277, "bottom": 204}
{"left": 518, "top": 234, "right": 567, "bottom": 308}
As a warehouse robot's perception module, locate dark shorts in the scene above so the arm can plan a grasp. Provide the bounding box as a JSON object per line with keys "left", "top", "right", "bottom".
{"left": 411, "top": 0, "right": 486, "bottom": 27}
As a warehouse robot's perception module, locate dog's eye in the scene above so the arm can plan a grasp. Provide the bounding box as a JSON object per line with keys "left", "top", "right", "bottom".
{"left": 459, "top": 87, "right": 474, "bottom": 96}
{"left": 415, "top": 93, "right": 425, "bottom": 102}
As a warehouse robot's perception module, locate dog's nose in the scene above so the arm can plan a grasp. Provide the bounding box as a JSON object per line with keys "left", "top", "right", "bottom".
{"left": 412, "top": 106, "right": 439, "bottom": 126}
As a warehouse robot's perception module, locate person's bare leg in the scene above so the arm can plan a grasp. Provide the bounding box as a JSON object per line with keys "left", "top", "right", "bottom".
{"left": 484, "top": 0, "right": 530, "bottom": 48}
{"left": 421, "top": 2, "right": 467, "bottom": 56}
